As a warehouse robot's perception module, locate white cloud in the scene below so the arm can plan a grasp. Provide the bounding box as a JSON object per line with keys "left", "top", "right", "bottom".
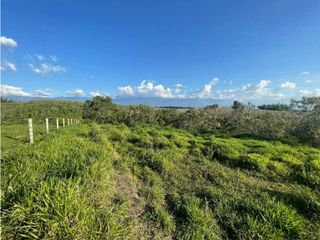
{"left": 1, "top": 84, "right": 31, "bottom": 96}
{"left": 35, "top": 54, "right": 45, "bottom": 61}
{"left": 66, "top": 88, "right": 85, "bottom": 97}
{"left": 6, "top": 62, "right": 17, "bottom": 71}
{"left": 305, "top": 79, "right": 312, "bottom": 83}
{"left": 255, "top": 80, "right": 271, "bottom": 96}
{"left": 27, "top": 54, "right": 65, "bottom": 76}
{"left": 300, "top": 71, "right": 310, "bottom": 75}
{"left": 173, "top": 83, "right": 184, "bottom": 94}
{"left": 117, "top": 78, "right": 318, "bottom": 101}
{"left": 0, "top": 36, "right": 17, "bottom": 47}
{"left": 29, "top": 63, "right": 66, "bottom": 76}
{"left": 0, "top": 62, "right": 17, "bottom": 72}
{"left": 196, "top": 78, "right": 219, "bottom": 98}
{"left": 280, "top": 81, "right": 296, "bottom": 89}
{"left": 33, "top": 89, "right": 54, "bottom": 97}
{"left": 299, "top": 89, "right": 312, "bottom": 96}
{"left": 90, "top": 91, "right": 104, "bottom": 97}
{"left": 119, "top": 86, "right": 134, "bottom": 96}
{"left": 214, "top": 80, "right": 284, "bottom": 100}
{"left": 256, "top": 80, "right": 270, "bottom": 89}
{"left": 119, "top": 80, "right": 174, "bottom": 98}
{"left": 315, "top": 89, "right": 320, "bottom": 97}
{"left": 51, "top": 56, "right": 59, "bottom": 62}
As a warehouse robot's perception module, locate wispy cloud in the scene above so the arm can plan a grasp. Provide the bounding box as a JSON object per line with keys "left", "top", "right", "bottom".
{"left": 28, "top": 54, "right": 66, "bottom": 76}
{"left": 35, "top": 54, "right": 45, "bottom": 61}
{"left": 0, "top": 62, "right": 17, "bottom": 72}
{"left": 50, "top": 56, "right": 59, "bottom": 62}
{"left": 66, "top": 88, "right": 85, "bottom": 97}
{"left": 195, "top": 78, "right": 219, "bottom": 98}
{"left": 90, "top": 91, "right": 105, "bottom": 97}
{"left": 0, "top": 36, "right": 17, "bottom": 47}
{"left": 29, "top": 63, "right": 66, "bottom": 76}
{"left": 299, "top": 89, "right": 312, "bottom": 96}
{"left": 280, "top": 81, "right": 296, "bottom": 89}
{"left": 33, "top": 89, "right": 54, "bottom": 97}
{"left": 214, "top": 80, "right": 286, "bottom": 100}
{"left": 1, "top": 84, "right": 31, "bottom": 96}
{"left": 300, "top": 71, "right": 310, "bottom": 75}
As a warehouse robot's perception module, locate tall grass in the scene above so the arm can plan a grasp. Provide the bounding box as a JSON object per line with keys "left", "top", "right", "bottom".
{"left": 2, "top": 123, "right": 320, "bottom": 239}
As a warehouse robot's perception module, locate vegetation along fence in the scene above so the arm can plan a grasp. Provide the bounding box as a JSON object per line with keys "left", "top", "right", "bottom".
{"left": 27, "top": 118, "right": 81, "bottom": 144}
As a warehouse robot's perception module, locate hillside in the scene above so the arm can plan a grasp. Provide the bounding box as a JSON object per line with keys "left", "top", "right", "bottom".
{"left": 2, "top": 123, "right": 320, "bottom": 239}
{"left": 1, "top": 100, "right": 83, "bottom": 124}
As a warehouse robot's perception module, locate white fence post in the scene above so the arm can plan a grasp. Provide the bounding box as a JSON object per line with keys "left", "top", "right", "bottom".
{"left": 28, "top": 118, "right": 34, "bottom": 144}
{"left": 63, "top": 118, "right": 65, "bottom": 127}
{"left": 56, "top": 118, "right": 59, "bottom": 129}
{"left": 46, "top": 118, "right": 49, "bottom": 133}
{"left": 68, "top": 118, "right": 70, "bottom": 125}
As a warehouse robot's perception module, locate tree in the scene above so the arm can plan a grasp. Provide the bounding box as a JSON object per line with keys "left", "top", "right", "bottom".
{"left": 0, "top": 97, "right": 15, "bottom": 103}
{"left": 293, "top": 107, "right": 320, "bottom": 146}
{"left": 290, "top": 97, "right": 320, "bottom": 112}
{"left": 258, "top": 103, "right": 291, "bottom": 111}
{"left": 232, "top": 101, "right": 245, "bottom": 110}
{"left": 83, "top": 96, "right": 117, "bottom": 123}
{"left": 204, "top": 104, "right": 219, "bottom": 109}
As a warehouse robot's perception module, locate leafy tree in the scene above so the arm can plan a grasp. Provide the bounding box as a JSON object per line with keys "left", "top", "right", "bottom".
{"left": 204, "top": 104, "right": 219, "bottom": 109}
{"left": 0, "top": 97, "right": 15, "bottom": 103}
{"left": 293, "top": 107, "right": 320, "bottom": 146}
{"left": 83, "top": 96, "right": 118, "bottom": 123}
{"left": 258, "top": 103, "right": 291, "bottom": 111}
{"left": 174, "top": 109, "right": 220, "bottom": 133}
{"left": 232, "top": 101, "right": 245, "bottom": 110}
{"left": 290, "top": 97, "right": 320, "bottom": 112}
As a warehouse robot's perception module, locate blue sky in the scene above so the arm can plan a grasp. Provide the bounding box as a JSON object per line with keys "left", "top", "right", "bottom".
{"left": 1, "top": 0, "right": 320, "bottom": 103}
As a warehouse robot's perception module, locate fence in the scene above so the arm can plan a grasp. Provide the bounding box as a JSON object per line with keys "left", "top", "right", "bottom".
{"left": 28, "top": 118, "right": 81, "bottom": 144}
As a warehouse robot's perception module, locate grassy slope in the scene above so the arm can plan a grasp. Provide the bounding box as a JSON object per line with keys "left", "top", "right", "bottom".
{"left": 1, "top": 124, "right": 320, "bottom": 239}
{"left": 1, "top": 101, "right": 83, "bottom": 124}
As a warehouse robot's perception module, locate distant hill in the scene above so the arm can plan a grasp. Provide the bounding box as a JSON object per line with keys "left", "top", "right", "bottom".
{"left": 6, "top": 96, "right": 90, "bottom": 102}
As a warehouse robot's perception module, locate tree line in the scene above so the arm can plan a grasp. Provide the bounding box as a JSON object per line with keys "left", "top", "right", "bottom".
{"left": 82, "top": 96, "right": 320, "bottom": 147}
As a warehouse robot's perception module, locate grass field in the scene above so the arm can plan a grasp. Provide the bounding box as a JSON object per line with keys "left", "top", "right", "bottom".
{"left": 1, "top": 123, "right": 319, "bottom": 239}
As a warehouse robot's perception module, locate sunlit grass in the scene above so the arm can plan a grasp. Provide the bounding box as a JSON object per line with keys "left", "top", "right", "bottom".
{"left": 2, "top": 123, "right": 320, "bottom": 239}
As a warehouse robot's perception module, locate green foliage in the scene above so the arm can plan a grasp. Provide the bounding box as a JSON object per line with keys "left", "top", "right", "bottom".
{"left": 173, "top": 109, "right": 220, "bottom": 133}
{"left": 204, "top": 104, "right": 219, "bottom": 109}
{"left": 258, "top": 103, "right": 291, "bottom": 111}
{"left": 232, "top": 100, "right": 246, "bottom": 110}
{"left": 2, "top": 124, "right": 320, "bottom": 239}
{"left": 290, "top": 96, "right": 320, "bottom": 112}
{"left": 293, "top": 109, "right": 320, "bottom": 146}
{"left": 0, "top": 97, "right": 15, "bottom": 103}
{"left": 1, "top": 100, "right": 83, "bottom": 124}
{"left": 82, "top": 96, "right": 118, "bottom": 123}
{"left": 205, "top": 136, "right": 320, "bottom": 190}
{"left": 3, "top": 97, "right": 317, "bottom": 146}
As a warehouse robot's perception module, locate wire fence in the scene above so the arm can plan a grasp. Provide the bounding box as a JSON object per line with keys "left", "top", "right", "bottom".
{"left": 27, "top": 118, "right": 81, "bottom": 144}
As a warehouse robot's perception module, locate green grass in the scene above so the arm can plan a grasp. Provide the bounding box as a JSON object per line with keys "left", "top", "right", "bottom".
{"left": 1, "top": 123, "right": 320, "bottom": 239}
{"left": 1, "top": 101, "right": 83, "bottom": 125}
{"left": 1, "top": 121, "right": 70, "bottom": 153}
